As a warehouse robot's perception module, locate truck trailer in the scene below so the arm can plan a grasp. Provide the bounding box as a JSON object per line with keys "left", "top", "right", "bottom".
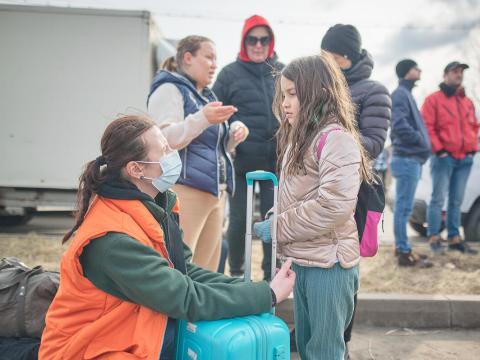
{"left": 0, "top": 4, "right": 170, "bottom": 225}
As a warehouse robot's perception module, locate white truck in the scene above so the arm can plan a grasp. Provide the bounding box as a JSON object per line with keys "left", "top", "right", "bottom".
{"left": 0, "top": 4, "right": 173, "bottom": 225}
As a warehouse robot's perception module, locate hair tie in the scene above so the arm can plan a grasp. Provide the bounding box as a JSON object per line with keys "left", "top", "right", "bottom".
{"left": 95, "top": 156, "right": 106, "bottom": 166}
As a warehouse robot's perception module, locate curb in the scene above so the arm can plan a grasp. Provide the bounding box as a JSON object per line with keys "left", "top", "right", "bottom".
{"left": 276, "top": 293, "right": 480, "bottom": 329}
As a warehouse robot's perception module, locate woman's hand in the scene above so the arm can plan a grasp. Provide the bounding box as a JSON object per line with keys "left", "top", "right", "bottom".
{"left": 269, "top": 259, "right": 295, "bottom": 303}
{"left": 230, "top": 121, "right": 249, "bottom": 143}
{"left": 203, "top": 102, "right": 237, "bottom": 124}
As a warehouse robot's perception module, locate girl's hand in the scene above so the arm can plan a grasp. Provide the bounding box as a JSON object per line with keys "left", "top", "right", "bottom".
{"left": 230, "top": 121, "right": 249, "bottom": 143}
{"left": 253, "top": 218, "right": 272, "bottom": 243}
{"left": 270, "top": 259, "right": 295, "bottom": 303}
{"left": 203, "top": 102, "right": 237, "bottom": 124}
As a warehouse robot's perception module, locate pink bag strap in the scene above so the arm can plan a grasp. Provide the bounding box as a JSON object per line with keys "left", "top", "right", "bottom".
{"left": 315, "top": 128, "right": 343, "bottom": 160}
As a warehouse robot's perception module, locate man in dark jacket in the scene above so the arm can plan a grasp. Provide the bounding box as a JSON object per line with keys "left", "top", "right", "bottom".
{"left": 390, "top": 59, "right": 432, "bottom": 267}
{"left": 421, "top": 61, "right": 479, "bottom": 255}
{"left": 213, "top": 15, "right": 283, "bottom": 280}
{"left": 321, "top": 24, "right": 391, "bottom": 159}
{"left": 321, "top": 24, "right": 391, "bottom": 358}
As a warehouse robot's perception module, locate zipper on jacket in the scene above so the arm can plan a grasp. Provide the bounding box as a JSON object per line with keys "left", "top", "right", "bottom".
{"left": 182, "top": 147, "right": 188, "bottom": 179}
{"left": 223, "top": 122, "right": 236, "bottom": 195}
{"left": 261, "top": 72, "right": 275, "bottom": 166}
{"left": 215, "top": 124, "right": 221, "bottom": 198}
{"left": 456, "top": 97, "right": 465, "bottom": 153}
{"left": 261, "top": 75, "right": 272, "bottom": 134}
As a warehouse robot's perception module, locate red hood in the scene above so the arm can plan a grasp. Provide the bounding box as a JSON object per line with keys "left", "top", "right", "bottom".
{"left": 239, "top": 15, "right": 275, "bottom": 62}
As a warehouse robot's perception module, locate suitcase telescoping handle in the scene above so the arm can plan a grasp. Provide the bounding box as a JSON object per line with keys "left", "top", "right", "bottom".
{"left": 244, "top": 171, "right": 278, "bottom": 283}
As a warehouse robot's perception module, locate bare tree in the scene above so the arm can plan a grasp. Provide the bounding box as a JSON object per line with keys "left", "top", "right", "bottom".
{"left": 463, "top": 25, "right": 480, "bottom": 110}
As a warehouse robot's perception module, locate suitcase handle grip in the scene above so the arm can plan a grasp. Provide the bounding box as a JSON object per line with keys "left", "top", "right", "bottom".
{"left": 244, "top": 171, "right": 278, "bottom": 302}
{"left": 246, "top": 171, "right": 278, "bottom": 186}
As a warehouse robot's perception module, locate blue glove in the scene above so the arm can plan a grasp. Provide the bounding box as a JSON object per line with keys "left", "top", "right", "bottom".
{"left": 253, "top": 218, "right": 272, "bottom": 243}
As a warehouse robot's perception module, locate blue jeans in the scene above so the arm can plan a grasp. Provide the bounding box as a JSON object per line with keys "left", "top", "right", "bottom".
{"left": 391, "top": 156, "right": 422, "bottom": 253}
{"left": 427, "top": 155, "right": 474, "bottom": 238}
{"left": 293, "top": 263, "right": 359, "bottom": 360}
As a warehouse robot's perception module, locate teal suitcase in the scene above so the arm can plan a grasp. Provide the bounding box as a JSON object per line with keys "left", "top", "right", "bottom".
{"left": 175, "top": 171, "right": 290, "bottom": 360}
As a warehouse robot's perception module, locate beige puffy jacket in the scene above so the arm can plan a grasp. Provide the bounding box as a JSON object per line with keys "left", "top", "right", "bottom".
{"left": 277, "top": 123, "right": 362, "bottom": 269}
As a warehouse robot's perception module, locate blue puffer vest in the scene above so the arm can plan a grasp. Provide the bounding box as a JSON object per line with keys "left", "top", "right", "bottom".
{"left": 148, "top": 70, "right": 234, "bottom": 197}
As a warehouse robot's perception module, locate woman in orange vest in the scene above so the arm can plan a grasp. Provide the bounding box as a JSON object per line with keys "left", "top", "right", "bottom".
{"left": 39, "top": 115, "right": 295, "bottom": 360}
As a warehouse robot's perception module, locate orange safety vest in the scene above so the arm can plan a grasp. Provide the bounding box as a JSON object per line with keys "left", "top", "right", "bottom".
{"left": 39, "top": 196, "right": 178, "bottom": 360}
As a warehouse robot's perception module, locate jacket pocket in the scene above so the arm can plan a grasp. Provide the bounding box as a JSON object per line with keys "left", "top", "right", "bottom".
{"left": 84, "top": 342, "right": 148, "bottom": 360}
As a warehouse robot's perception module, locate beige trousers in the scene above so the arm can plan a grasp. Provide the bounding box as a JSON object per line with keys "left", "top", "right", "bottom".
{"left": 173, "top": 184, "right": 227, "bottom": 271}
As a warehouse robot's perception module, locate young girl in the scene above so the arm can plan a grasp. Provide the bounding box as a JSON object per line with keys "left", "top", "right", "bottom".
{"left": 255, "top": 53, "right": 372, "bottom": 359}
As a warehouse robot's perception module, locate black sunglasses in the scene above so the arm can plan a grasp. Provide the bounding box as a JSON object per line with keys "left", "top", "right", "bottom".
{"left": 245, "top": 35, "right": 271, "bottom": 47}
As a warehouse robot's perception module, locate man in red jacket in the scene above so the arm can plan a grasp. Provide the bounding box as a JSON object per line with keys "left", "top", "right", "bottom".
{"left": 421, "top": 61, "right": 479, "bottom": 254}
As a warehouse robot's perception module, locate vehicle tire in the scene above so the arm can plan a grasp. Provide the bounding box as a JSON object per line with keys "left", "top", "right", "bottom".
{"left": 0, "top": 214, "right": 33, "bottom": 227}
{"left": 409, "top": 220, "right": 446, "bottom": 237}
{"left": 464, "top": 202, "right": 480, "bottom": 242}
{"left": 409, "top": 221, "right": 427, "bottom": 237}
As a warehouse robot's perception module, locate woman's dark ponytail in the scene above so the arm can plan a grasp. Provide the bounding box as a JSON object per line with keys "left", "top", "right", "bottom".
{"left": 62, "top": 115, "right": 156, "bottom": 243}
{"left": 62, "top": 158, "right": 106, "bottom": 243}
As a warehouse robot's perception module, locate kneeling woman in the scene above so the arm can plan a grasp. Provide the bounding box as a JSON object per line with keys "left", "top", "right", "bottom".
{"left": 39, "top": 115, "right": 295, "bottom": 360}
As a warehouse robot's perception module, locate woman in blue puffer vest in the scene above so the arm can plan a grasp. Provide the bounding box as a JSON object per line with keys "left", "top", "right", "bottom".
{"left": 147, "top": 35, "right": 249, "bottom": 271}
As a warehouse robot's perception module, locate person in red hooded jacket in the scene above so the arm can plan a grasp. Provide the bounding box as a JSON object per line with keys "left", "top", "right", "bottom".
{"left": 213, "top": 15, "right": 284, "bottom": 281}
{"left": 421, "top": 61, "right": 479, "bottom": 255}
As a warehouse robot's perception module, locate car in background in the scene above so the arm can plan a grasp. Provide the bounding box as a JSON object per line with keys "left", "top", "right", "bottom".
{"left": 387, "top": 151, "right": 480, "bottom": 242}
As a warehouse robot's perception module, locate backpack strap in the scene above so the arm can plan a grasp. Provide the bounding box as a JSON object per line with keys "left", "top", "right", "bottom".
{"left": 15, "top": 266, "right": 44, "bottom": 337}
{"left": 315, "top": 128, "right": 343, "bottom": 160}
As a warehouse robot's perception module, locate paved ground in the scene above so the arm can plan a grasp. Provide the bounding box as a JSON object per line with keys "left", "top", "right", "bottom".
{"left": 291, "top": 325, "right": 480, "bottom": 360}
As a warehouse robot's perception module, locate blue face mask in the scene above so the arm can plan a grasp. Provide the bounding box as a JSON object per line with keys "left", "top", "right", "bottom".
{"left": 138, "top": 151, "right": 182, "bottom": 193}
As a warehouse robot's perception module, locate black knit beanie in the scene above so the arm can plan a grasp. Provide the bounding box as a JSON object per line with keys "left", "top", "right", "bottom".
{"left": 396, "top": 59, "right": 417, "bottom": 78}
{"left": 321, "top": 24, "right": 362, "bottom": 63}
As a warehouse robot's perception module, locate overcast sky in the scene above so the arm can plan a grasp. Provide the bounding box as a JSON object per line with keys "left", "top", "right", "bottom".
{"left": 4, "top": 0, "right": 480, "bottom": 106}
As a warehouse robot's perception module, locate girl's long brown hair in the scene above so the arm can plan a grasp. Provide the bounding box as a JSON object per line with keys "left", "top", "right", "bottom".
{"left": 62, "top": 115, "right": 155, "bottom": 243}
{"left": 273, "top": 52, "right": 372, "bottom": 182}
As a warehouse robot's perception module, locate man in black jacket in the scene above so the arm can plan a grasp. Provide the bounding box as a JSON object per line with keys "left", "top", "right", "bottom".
{"left": 322, "top": 24, "right": 391, "bottom": 159}
{"left": 213, "top": 15, "right": 283, "bottom": 280}
{"left": 321, "top": 24, "right": 391, "bottom": 359}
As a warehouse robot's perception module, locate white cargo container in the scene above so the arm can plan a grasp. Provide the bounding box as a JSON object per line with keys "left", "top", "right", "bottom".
{"left": 0, "top": 4, "right": 168, "bottom": 224}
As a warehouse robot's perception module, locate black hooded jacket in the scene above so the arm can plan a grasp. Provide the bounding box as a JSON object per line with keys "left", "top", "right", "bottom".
{"left": 213, "top": 56, "right": 283, "bottom": 174}
{"left": 343, "top": 50, "right": 391, "bottom": 158}
{"left": 212, "top": 15, "right": 284, "bottom": 174}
